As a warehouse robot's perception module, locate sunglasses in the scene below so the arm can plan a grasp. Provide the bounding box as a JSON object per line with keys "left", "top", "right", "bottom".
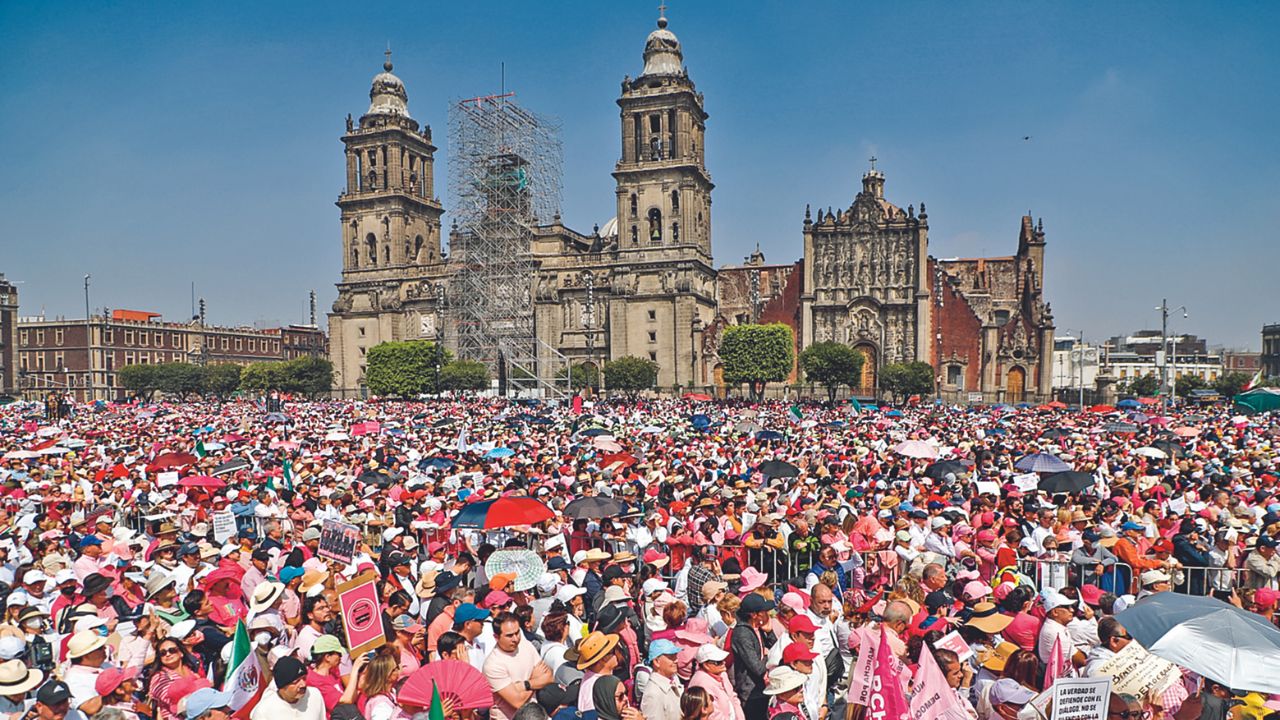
{"left": 160, "top": 647, "right": 182, "bottom": 656}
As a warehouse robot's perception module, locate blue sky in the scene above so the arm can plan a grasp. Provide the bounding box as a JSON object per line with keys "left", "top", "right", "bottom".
{"left": 1, "top": 1, "right": 1276, "bottom": 348}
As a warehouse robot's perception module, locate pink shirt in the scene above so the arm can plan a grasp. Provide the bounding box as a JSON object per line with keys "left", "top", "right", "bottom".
{"left": 483, "top": 639, "right": 541, "bottom": 720}
{"left": 688, "top": 669, "right": 746, "bottom": 720}
{"left": 1003, "top": 612, "right": 1040, "bottom": 653}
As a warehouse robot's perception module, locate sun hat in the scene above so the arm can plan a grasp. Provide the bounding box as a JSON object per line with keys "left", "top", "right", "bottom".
{"left": 964, "top": 602, "right": 1013, "bottom": 634}
{"left": 66, "top": 630, "right": 106, "bottom": 659}
{"left": 0, "top": 636, "right": 27, "bottom": 661}
{"left": 602, "top": 586, "right": 628, "bottom": 604}
{"left": 575, "top": 631, "right": 620, "bottom": 670}
{"left": 145, "top": 574, "right": 176, "bottom": 599}
{"left": 248, "top": 581, "right": 286, "bottom": 614}
{"left": 763, "top": 666, "right": 808, "bottom": 696}
{"left": 1139, "top": 569, "right": 1171, "bottom": 586}
{"left": 978, "top": 641, "right": 1018, "bottom": 672}
{"left": 0, "top": 659, "right": 44, "bottom": 696}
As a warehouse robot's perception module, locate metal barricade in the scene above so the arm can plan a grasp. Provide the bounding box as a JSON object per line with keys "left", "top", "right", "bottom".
{"left": 1018, "top": 557, "right": 1134, "bottom": 595}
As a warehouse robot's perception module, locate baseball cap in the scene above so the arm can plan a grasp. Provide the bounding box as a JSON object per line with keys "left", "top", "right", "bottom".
{"left": 94, "top": 667, "right": 138, "bottom": 697}
{"left": 741, "top": 593, "right": 775, "bottom": 614}
{"left": 1120, "top": 521, "right": 1146, "bottom": 532}
{"left": 787, "top": 615, "right": 820, "bottom": 635}
{"left": 991, "top": 678, "right": 1036, "bottom": 705}
{"left": 36, "top": 681, "right": 70, "bottom": 707}
{"left": 695, "top": 645, "right": 730, "bottom": 664}
{"left": 1140, "top": 569, "right": 1171, "bottom": 586}
{"left": 647, "top": 638, "right": 680, "bottom": 663}
{"left": 184, "top": 688, "right": 234, "bottom": 720}
{"left": 1042, "top": 592, "right": 1078, "bottom": 612}
{"left": 273, "top": 657, "right": 306, "bottom": 688}
{"left": 781, "top": 641, "right": 819, "bottom": 664}
{"left": 454, "top": 603, "right": 490, "bottom": 625}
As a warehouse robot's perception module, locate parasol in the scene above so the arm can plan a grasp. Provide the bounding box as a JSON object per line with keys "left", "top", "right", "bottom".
{"left": 211, "top": 457, "right": 250, "bottom": 476}
{"left": 399, "top": 661, "right": 493, "bottom": 710}
{"left": 484, "top": 447, "right": 515, "bottom": 459}
{"left": 893, "top": 440, "right": 938, "bottom": 459}
{"left": 179, "top": 475, "right": 226, "bottom": 490}
{"left": 1014, "top": 452, "right": 1072, "bottom": 473}
{"left": 1115, "top": 592, "right": 1280, "bottom": 693}
{"left": 483, "top": 549, "right": 548, "bottom": 592}
{"left": 563, "top": 496, "right": 625, "bottom": 519}
{"left": 148, "top": 452, "right": 199, "bottom": 471}
{"left": 1038, "top": 471, "right": 1094, "bottom": 494}
{"left": 923, "top": 460, "right": 969, "bottom": 480}
{"left": 759, "top": 460, "right": 801, "bottom": 478}
{"left": 451, "top": 496, "right": 553, "bottom": 529}
{"left": 683, "top": 392, "right": 713, "bottom": 402}
{"left": 1133, "top": 446, "right": 1167, "bottom": 459}
{"left": 755, "top": 430, "right": 785, "bottom": 442}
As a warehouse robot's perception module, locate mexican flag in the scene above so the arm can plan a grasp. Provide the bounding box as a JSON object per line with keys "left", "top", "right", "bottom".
{"left": 1245, "top": 369, "right": 1264, "bottom": 391}
{"left": 282, "top": 460, "right": 294, "bottom": 491}
{"left": 195, "top": 439, "right": 207, "bottom": 458}
{"left": 788, "top": 405, "right": 803, "bottom": 423}
{"left": 225, "top": 620, "right": 263, "bottom": 714}
{"left": 429, "top": 681, "right": 445, "bottom": 720}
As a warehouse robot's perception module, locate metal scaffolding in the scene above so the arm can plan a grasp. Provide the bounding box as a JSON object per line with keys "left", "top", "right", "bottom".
{"left": 447, "top": 93, "right": 566, "bottom": 396}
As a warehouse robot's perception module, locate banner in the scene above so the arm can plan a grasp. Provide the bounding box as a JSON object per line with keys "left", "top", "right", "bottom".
{"left": 934, "top": 631, "right": 974, "bottom": 662}
{"left": 212, "top": 510, "right": 238, "bottom": 544}
{"left": 1013, "top": 473, "right": 1040, "bottom": 492}
{"left": 336, "top": 571, "right": 386, "bottom": 656}
{"left": 1095, "top": 641, "right": 1180, "bottom": 698}
{"left": 847, "top": 625, "right": 879, "bottom": 706}
{"left": 869, "top": 625, "right": 910, "bottom": 720}
{"left": 318, "top": 519, "right": 362, "bottom": 565}
{"left": 1051, "top": 676, "right": 1111, "bottom": 720}
{"left": 909, "top": 647, "right": 969, "bottom": 720}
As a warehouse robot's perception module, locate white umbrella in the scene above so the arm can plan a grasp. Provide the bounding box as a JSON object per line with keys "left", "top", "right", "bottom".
{"left": 37, "top": 446, "right": 70, "bottom": 455}
{"left": 2, "top": 450, "right": 39, "bottom": 460}
{"left": 640, "top": 425, "right": 664, "bottom": 434}
{"left": 324, "top": 431, "right": 350, "bottom": 442}
{"left": 1134, "top": 446, "right": 1168, "bottom": 459}
{"left": 893, "top": 440, "right": 939, "bottom": 459}
{"left": 1116, "top": 592, "right": 1280, "bottom": 693}
{"left": 36, "top": 427, "right": 62, "bottom": 438}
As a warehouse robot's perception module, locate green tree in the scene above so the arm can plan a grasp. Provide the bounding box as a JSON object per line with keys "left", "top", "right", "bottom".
{"left": 603, "top": 356, "right": 659, "bottom": 395}
{"left": 439, "top": 360, "right": 490, "bottom": 391}
{"left": 720, "top": 323, "right": 795, "bottom": 401}
{"left": 799, "top": 341, "right": 865, "bottom": 402}
{"left": 239, "top": 362, "right": 280, "bottom": 393}
{"left": 202, "top": 364, "right": 242, "bottom": 399}
{"left": 1121, "top": 373, "right": 1159, "bottom": 397}
{"left": 1213, "top": 371, "right": 1250, "bottom": 399}
{"left": 283, "top": 356, "right": 334, "bottom": 397}
{"left": 1175, "top": 374, "right": 1207, "bottom": 398}
{"left": 154, "top": 363, "right": 204, "bottom": 399}
{"left": 879, "top": 361, "right": 935, "bottom": 402}
{"left": 117, "top": 364, "right": 160, "bottom": 400}
{"left": 558, "top": 363, "right": 598, "bottom": 391}
{"left": 365, "top": 341, "right": 448, "bottom": 397}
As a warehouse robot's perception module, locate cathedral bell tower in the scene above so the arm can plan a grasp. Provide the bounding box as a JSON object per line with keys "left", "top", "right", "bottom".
{"left": 613, "top": 10, "right": 713, "bottom": 258}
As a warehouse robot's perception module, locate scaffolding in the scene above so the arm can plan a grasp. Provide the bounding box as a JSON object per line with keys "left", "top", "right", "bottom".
{"left": 447, "top": 93, "right": 568, "bottom": 397}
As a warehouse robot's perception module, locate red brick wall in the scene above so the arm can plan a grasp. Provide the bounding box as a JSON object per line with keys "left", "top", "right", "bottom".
{"left": 929, "top": 260, "right": 984, "bottom": 390}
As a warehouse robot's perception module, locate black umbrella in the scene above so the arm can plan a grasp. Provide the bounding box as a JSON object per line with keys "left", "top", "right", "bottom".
{"left": 1038, "top": 471, "right": 1094, "bottom": 494}
{"left": 1151, "top": 440, "right": 1187, "bottom": 458}
{"left": 924, "top": 460, "right": 969, "bottom": 480}
{"left": 563, "top": 496, "right": 625, "bottom": 519}
{"left": 211, "top": 458, "right": 250, "bottom": 476}
{"left": 579, "top": 427, "right": 610, "bottom": 437}
{"left": 1039, "top": 428, "right": 1071, "bottom": 441}
{"left": 432, "top": 417, "right": 456, "bottom": 428}
{"left": 357, "top": 470, "right": 393, "bottom": 487}
{"left": 758, "top": 460, "right": 800, "bottom": 478}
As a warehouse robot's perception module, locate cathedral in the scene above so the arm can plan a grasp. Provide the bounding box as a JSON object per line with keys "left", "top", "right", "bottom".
{"left": 328, "top": 14, "right": 1055, "bottom": 403}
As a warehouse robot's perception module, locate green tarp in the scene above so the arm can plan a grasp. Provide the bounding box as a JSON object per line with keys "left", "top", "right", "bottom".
{"left": 1233, "top": 388, "right": 1280, "bottom": 414}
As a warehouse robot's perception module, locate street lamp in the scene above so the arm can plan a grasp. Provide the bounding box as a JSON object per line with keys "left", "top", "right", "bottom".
{"left": 434, "top": 283, "right": 445, "bottom": 396}
{"left": 84, "top": 274, "right": 92, "bottom": 403}
{"left": 1156, "top": 299, "right": 1188, "bottom": 406}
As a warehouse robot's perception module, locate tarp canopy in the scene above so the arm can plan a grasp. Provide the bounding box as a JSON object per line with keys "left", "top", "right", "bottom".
{"left": 1234, "top": 387, "right": 1280, "bottom": 414}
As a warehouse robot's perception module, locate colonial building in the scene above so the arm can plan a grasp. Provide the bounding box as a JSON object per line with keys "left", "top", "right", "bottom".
{"left": 0, "top": 275, "right": 17, "bottom": 397}
{"left": 327, "top": 15, "right": 1057, "bottom": 402}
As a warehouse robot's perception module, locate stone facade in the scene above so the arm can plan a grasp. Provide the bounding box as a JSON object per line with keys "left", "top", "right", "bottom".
{"left": 0, "top": 275, "right": 17, "bottom": 396}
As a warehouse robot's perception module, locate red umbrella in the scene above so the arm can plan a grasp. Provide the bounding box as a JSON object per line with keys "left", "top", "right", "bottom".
{"left": 601, "top": 451, "right": 638, "bottom": 468}
{"left": 148, "top": 452, "right": 199, "bottom": 471}
{"left": 399, "top": 660, "right": 493, "bottom": 710}
{"left": 1047, "top": 400, "right": 1068, "bottom": 409}
{"left": 1087, "top": 404, "right": 1116, "bottom": 413}
{"left": 451, "top": 496, "right": 554, "bottom": 529}
{"left": 179, "top": 475, "right": 226, "bottom": 490}
{"left": 683, "top": 392, "right": 713, "bottom": 401}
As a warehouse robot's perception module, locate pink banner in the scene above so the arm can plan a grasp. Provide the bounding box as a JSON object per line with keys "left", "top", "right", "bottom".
{"left": 909, "top": 647, "right": 969, "bottom": 720}
{"left": 869, "top": 625, "right": 911, "bottom": 720}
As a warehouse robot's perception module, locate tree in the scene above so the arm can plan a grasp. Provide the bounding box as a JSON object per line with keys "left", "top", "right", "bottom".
{"left": 202, "top": 364, "right": 242, "bottom": 399}
{"left": 118, "top": 364, "right": 160, "bottom": 400}
{"left": 439, "top": 360, "right": 490, "bottom": 391}
{"left": 365, "top": 341, "right": 447, "bottom": 397}
{"left": 1175, "top": 374, "right": 1207, "bottom": 398}
{"left": 1121, "top": 373, "right": 1159, "bottom": 398}
{"left": 604, "top": 356, "right": 659, "bottom": 394}
{"left": 154, "top": 363, "right": 204, "bottom": 399}
{"left": 283, "top": 356, "right": 334, "bottom": 397}
{"left": 879, "top": 361, "right": 935, "bottom": 402}
{"left": 720, "top": 323, "right": 795, "bottom": 401}
{"left": 558, "top": 363, "right": 598, "bottom": 391}
{"left": 239, "top": 362, "right": 281, "bottom": 393}
{"left": 799, "top": 341, "right": 865, "bottom": 402}
{"left": 1213, "top": 371, "right": 1251, "bottom": 399}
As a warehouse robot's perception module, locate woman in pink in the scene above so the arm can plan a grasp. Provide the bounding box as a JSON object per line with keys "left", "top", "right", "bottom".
{"left": 687, "top": 645, "right": 746, "bottom": 720}
{"left": 146, "top": 638, "right": 212, "bottom": 720}
{"left": 202, "top": 568, "right": 248, "bottom": 628}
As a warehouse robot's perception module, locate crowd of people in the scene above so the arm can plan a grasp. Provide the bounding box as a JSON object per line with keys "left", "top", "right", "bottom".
{"left": 0, "top": 393, "right": 1278, "bottom": 720}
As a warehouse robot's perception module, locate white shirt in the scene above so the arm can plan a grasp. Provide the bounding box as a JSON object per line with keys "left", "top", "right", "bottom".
{"left": 1037, "top": 618, "right": 1072, "bottom": 666}
{"left": 250, "top": 687, "right": 326, "bottom": 720}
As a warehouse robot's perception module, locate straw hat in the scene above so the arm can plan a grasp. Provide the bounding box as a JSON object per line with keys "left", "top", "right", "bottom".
{"left": 67, "top": 630, "right": 107, "bottom": 659}
{"left": 0, "top": 659, "right": 43, "bottom": 696}
{"left": 415, "top": 570, "right": 440, "bottom": 600}
{"left": 248, "top": 582, "right": 286, "bottom": 614}
{"left": 299, "top": 569, "right": 328, "bottom": 597}
{"left": 574, "top": 631, "right": 620, "bottom": 670}
{"left": 978, "top": 641, "right": 1018, "bottom": 673}
{"left": 963, "top": 602, "right": 1013, "bottom": 634}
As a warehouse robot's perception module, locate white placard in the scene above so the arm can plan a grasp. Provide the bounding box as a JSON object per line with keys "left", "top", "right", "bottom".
{"left": 1051, "top": 676, "right": 1112, "bottom": 720}
{"left": 212, "top": 510, "right": 238, "bottom": 543}
{"left": 975, "top": 481, "right": 1001, "bottom": 496}
{"left": 156, "top": 471, "right": 179, "bottom": 488}
{"left": 1013, "top": 472, "right": 1040, "bottom": 492}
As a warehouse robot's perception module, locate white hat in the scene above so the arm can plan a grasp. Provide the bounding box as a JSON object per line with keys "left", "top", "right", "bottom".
{"left": 73, "top": 616, "right": 108, "bottom": 633}
{"left": 54, "top": 569, "right": 76, "bottom": 586}
{"left": 572, "top": 550, "right": 588, "bottom": 565}
{"left": 696, "top": 645, "right": 730, "bottom": 664}
{"left": 641, "top": 578, "right": 669, "bottom": 596}
{"left": 219, "top": 543, "right": 239, "bottom": 558}
{"left": 543, "top": 535, "right": 566, "bottom": 552}
{"left": 0, "top": 636, "right": 27, "bottom": 661}
{"left": 554, "top": 585, "right": 587, "bottom": 603}
{"left": 169, "top": 619, "right": 197, "bottom": 640}
{"left": 66, "top": 630, "right": 107, "bottom": 659}
{"left": 764, "top": 666, "right": 807, "bottom": 696}
{"left": 603, "top": 586, "right": 628, "bottom": 604}
{"left": 248, "top": 581, "right": 286, "bottom": 614}
{"left": 1042, "top": 592, "right": 1078, "bottom": 612}
{"left": 536, "top": 573, "right": 561, "bottom": 596}
{"left": 382, "top": 527, "right": 403, "bottom": 542}
{"left": 1140, "top": 569, "right": 1172, "bottom": 586}
{"left": 930, "top": 516, "right": 951, "bottom": 529}
{"left": 21, "top": 570, "right": 46, "bottom": 585}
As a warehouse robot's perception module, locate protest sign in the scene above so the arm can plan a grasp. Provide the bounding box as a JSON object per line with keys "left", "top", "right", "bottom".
{"left": 212, "top": 510, "right": 238, "bottom": 544}
{"left": 1051, "top": 676, "right": 1111, "bottom": 720}
{"left": 318, "top": 519, "right": 362, "bottom": 565}
{"left": 910, "top": 647, "right": 969, "bottom": 720}
{"left": 156, "top": 471, "right": 179, "bottom": 488}
{"left": 1166, "top": 497, "right": 1188, "bottom": 516}
{"left": 975, "top": 481, "right": 1001, "bottom": 497}
{"left": 1096, "top": 640, "right": 1180, "bottom": 698}
{"left": 336, "top": 571, "right": 385, "bottom": 656}
{"left": 1013, "top": 473, "right": 1040, "bottom": 492}
{"left": 934, "top": 630, "right": 974, "bottom": 662}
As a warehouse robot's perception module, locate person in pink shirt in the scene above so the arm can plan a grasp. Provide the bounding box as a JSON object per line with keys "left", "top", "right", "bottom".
{"left": 688, "top": 644, "right": 746, "bottom": 720}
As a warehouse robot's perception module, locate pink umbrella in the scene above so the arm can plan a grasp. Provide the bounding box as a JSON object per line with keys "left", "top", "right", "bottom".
{"left": 1172, "top": 426, "right": 1201, "bottom": 437}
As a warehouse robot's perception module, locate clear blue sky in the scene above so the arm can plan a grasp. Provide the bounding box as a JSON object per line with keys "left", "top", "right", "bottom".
{"left": 2, "top": 1, "right": 1276, "bottom": 348}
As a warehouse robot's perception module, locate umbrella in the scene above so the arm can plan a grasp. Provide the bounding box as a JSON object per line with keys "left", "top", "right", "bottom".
{"left": 179, "top": 475, "right": 226, "bottom": 490}
{"left": 1133, "top": 446, "right": 1167, "bottom": 459}
{"left": 734, "top": 421, "right": 763, "bottom": 435}
{"left": 578, "top": 427, "right": 610, "bottom": 437}
{"left": 211, "top": 458, "right": 250, "bottom": 476}
{"left": 893, "top": 440, "right": 938, "bottom": 459}
{"left": 451, "top": 496, "right": 554, "bottom": 529}
{"left": 37, "top": 446, "right": 70, "bottom": 455}
{"left": 1101, "top": 422, "right": 1140, "bottom": 434}
{"left": 1117, "top": 399, "right": 1142, "bottom": 409}
{"left": 1014, "top": 452, "right": 1072, "bottom": 473}
{"left": 418, "top": 457, "right": 455, "bottom": 471}
{"left": 399, "top": 660, "right": 493, "bottom": 710}
{"left": 1116, "top": 593, "right": 1280, "bottom": 693}
{"left": 484, "top": 549, "right": 547, "bottom": 592}
{"left": 563, "top": 496, "right": 625, "bottom": 519}
{"left": 1047, "top": 400, "right": 1068, "bottom": 409}
{"left": 924, "top": 460, "right": 969, "bottom": 481}
{"left": 357, "top": 470, "right": 393, "bottom": 487}
{"left": 755, "top": 430, "right": 784, "bottom": 442}
{"left": 640, "top": 425, "right": 665, "bottom": 434}
{"left": 1151, "top": 440, "right": 1186, "bottom": 458}
{"left": 221, "top": 433, "right": 248, "bottom": 444}
{"left": 1039, "top": 471, "right": 1094, "bottom": 494}
{"left": 2, "top": 450, "right": 39, "bottom": 460}
{"left": 758, "top": 460, "right": 801, "bottom": 478}
{"left": 600, "top": 452, "right": 638, "bottom": 469}
{"left": 1088, "top": 404, "right": 1117, "bottom": 413}
{"left": 484, "top": 447, "right": 515, "bottom": 459}
{"left": 885, "top": 409, "right": 904, "bottom": 418}
{"left": 264, "top": 412, "right": 288, "bottom": 424}
{"left": 683, "top": 392, "right": 713, "bottom": 402}
{"left": 324, "top": 431, "right": 350, "bottom": 442}
{"left": 432, "top": 417, "right": 456, "bottom": 428}
{"left": 199, "top": 441, "right": 225, "bottom": 452}
{"left": 690, "top": 414, "right": 711, "bottom": 430}
{"left": 268, "top": 439, "right": 299, "bottom": 451}
{"left": 1171, "top": 426, "right": 1201, "bottom": 438}
{"left": 1040, "top": 428, "right": 1071, "bottom": 441}
{"left": 149, "top": 452, "right": 199, "bottom": 471}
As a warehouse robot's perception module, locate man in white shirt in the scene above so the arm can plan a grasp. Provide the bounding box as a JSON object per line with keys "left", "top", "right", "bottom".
{"left": 250, "top": 657, "right": 325, "bottom": 720}
{"left": 1037, "top": 592, "right": 1084, "bottom": 668}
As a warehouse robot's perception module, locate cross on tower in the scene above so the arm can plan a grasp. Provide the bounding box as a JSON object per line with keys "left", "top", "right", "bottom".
{"left": 868, "top": 155, "right": 878, "bottom": 171}
{"left": 658, "top": 2, "right": 667, "bottom": 18}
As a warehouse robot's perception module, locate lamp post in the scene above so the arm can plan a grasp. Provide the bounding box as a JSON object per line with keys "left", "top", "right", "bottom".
{"left": 434, "top": 283, "right": 445, "bottom": 396}
{"left": 83, "top": 274, "right": 92, "bottom": 403}
{"left": 1156, "top": 299, "right": 1188, "bottom": 407}
{"left": 582, "top": 270, "right": 596, "bottom": 392}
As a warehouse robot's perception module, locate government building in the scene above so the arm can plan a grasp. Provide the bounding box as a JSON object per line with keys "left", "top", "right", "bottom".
{"left": 328, "top": 13, "right": 1055, "bottom": 403}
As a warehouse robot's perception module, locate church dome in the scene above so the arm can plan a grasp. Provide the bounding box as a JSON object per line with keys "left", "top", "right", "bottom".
{"left": 367, "top": 57, "right": 412, "bottom": 118}
{"left": 641, "top": 14, "right": 684, "bottom": 77}
{"left": 599, "top": 216, "right": 619, "bottom": 239}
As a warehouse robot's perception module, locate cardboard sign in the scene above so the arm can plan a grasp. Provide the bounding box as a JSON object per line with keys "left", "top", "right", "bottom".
{"left": 1166, "top": 497, "right": 1188, "bottom": 516}
{"left": 934, "top": 630, "right": 974, "bottom": 662}
{"left": 212, "top": 510, "right": 238, "bottom": 544}
{"left": 318, "top": 520, "right": 362, "bottom": 565}
{"left": 1051, "top": 676, "right": 1111, "bottom": 720}
{"left": 975, "top": 481, "right": 1001, "bottom": 497}
{"left": 336, "top": 571, "right": 386, "bottom": 656}
{"left": 1013, "top": 473, "right": 1041, "bottom": 492}
{"left": 1096, "top": 640, "right": 1180, "bottom": 698}
{"left": 156, "top": 471, "right": 179, "bottom": 488}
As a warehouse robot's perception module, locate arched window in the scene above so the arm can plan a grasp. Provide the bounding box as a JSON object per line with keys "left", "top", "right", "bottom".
{"left": 630, "top": 194, "right": 638, "bottom": 218}
{"left": 351, "top": 245, "right": 359, "bottom": 268}
{"left": 414, "top": 235, "right": 425, "bottom": 262}
{"left": 367, "top": 171, "right": 377, "bottom": 189}
{"left": 630, "top": 225, "right": 638, "bottom": 245}
{"left": 366, "top": 233, "right": 378, "bottom": 265}
{"left": 671, "top": 190, "right": 680, "bottom": 211}
{"left": 672, "top": 221, "right": 680, "bottom": 242}
{"left": 383, "top": 245, "right": 390, "bottom": 264}
{"left": 648, "top": 208, "right": 662, "bottom": 244}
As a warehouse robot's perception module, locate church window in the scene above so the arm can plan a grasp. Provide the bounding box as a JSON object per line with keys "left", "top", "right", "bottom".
{"left": 648, "top": 331, "right": 657, "bottom": 343}
{"left": 368, "top": 171, "right": 377, "bottom": 189}
{"left": 383, "top": 245, "right": 390, "bottom": 264}
{"left": 630, "top": 194, "right": 638, "bottom": 218}
{"left": 672, "top": 221, "right": 680, "bottom": 242}
{"left": 649, "top": 113, "right": 662, "bottom": 134}
{"left": 994, "top": 310, "right": 1010, "bottom": 327}
{"left": 355, "top": 153, "right": 363, "bottom": 191}
{"left": 648, "top": 208, "right": 662, "bottom": 244}
{"left": 630, "top": 225, "right": 638, "bottom": 246}
{"left": 409, "top": 173, "right": 418, "bottom": 193}
{"left": 668, "top": 109, "right": 677, "bottom": 157}
{"left": 647, "top": 310, "right": 656, "bottom": 320}
{"left": 649, "top": 351, "right": 657, "bottom": 362}
{"left": 633, "top": 114, "right": 644, "bottom": 162}
{"left": 366, "top": 233, "right": 378, "bottom": 265}
{"left": 351, "top": 245, "right": 359, "bottom": 268}
{"left": 414, "top": 235, "right": 425, "bottom": 262}
{"left": 671, "top": 190, "right": 679, "bottom": 211}
{"left": 946, "top": 365, "right": 963, "bottom": 389}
